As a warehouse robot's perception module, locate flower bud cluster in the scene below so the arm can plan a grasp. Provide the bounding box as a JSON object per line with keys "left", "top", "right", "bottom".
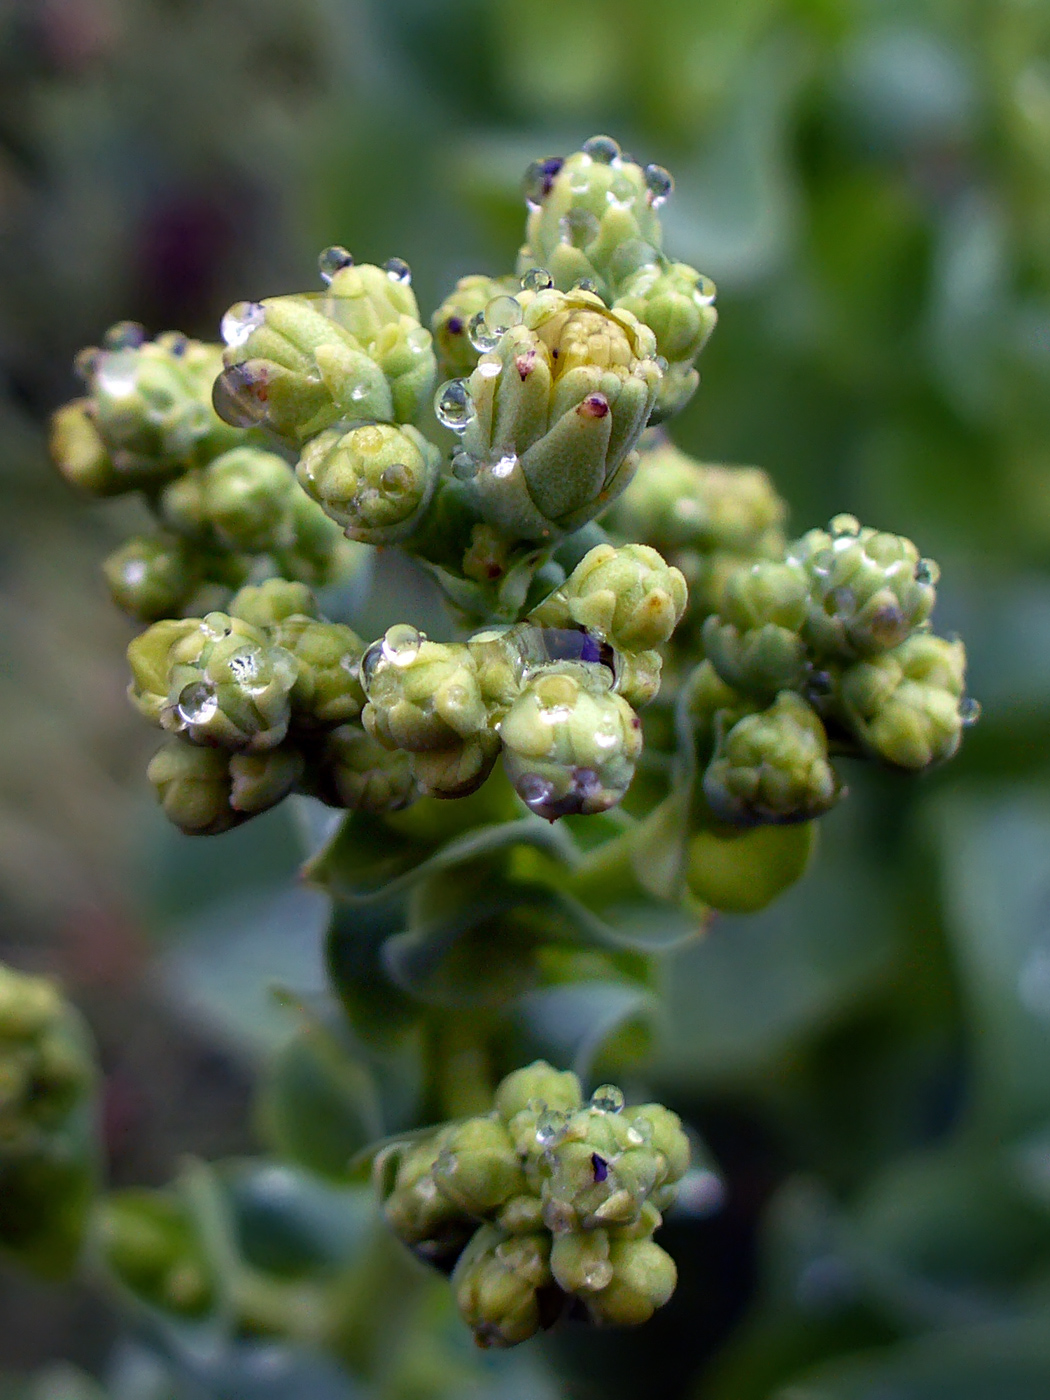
{"left": 375, "top": 1060, "right": 689, "bottom": 1347}
{"left": 689, "top": 515, "right": 976, "bottom": 825}
{"left": 96, "top": 1188, "right": 215, "bottom": 1319}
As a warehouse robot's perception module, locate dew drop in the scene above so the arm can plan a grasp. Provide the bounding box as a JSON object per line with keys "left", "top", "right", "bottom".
{"left": 452, "top": 451, "right": 479, "bottom": 480}
{"left": 828, "top": 585, "right": 857, "bottom": 618}
{"left": 318, "top": 245, "right": 354, "bottom": 283}
{"left": 573, "top": 277, "right": 598, "bottom": 294}
{"left": 212, "top": 365, "right": 267, "bottom": 429}
{"left": 655, "top": 354, "right": 669, "bottom": 373}
{"left": 227, "top": 648, "right": 259, "bottom": 684}
{"left": 220, "top": 301, "right": 266, "bottom": 350}
{"left": 491, "top": 453, "right": 517, "bottom": 480}
{"left": 360, "top": 640, "right": 385, "bottom": 689}
{"left": 103, "top": 320, "right": 147, "bottom": 351}
{"left": 644, "top": 163, "right": 674, "bottom": 206}
{"left": 381, "top": 463, "right": 411, "bottom": 493}
{"left": 177, "top": 681, "right": 218, "bottom": 726}
{"left": 582, "top": 1260, "right": 615, "bottom": 1291}
{"left": 384, "top": 257, "right": 412, "bottom": 284}
{"left": 590, "top": 1084, "right": 625, "bottom": 1114}
{"left": 516, "top": 772, "right": 556, "bottom": 815}
{"left": 521, "top": 267, "right": 554, "bottom": 292}
{"left": 485, "top": 294, "right": 523, "bottom": 335}
{"left": 561, "top": 209, "right": 599, "bottom": 248}
{"left": 523, "top": 156, "right": 565, "bottom": 208}
{"left": 914, "top": 557, "right": 940, "bottom": 586}
{"left": 95, "top": 351, "right": 139, "bottom": 399}
{"left": 434, "top": 379, "right": 475, "bottom": 432}
{"left": 468, "top": 311, "right": 500, "bottom": 353}
{"left": 960, "top": 696, "right": 982, "bottom": 726}
{"left": 535, "top": 1109, "right": 567, "bottom": 1147}
{"left": 828, "top": 513, "right": 861, "bottom": 538}
{"left": 382, "top": 623, "right": 422, "bottom": 667}
{"left": 693, "top": 274, "right": 717, "bottom": 306}
{"left": 582, "top": 134, "right": 621, "bottom": 164}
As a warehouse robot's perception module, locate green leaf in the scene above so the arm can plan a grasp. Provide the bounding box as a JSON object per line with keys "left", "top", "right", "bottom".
{"left": 510, "top": 980, "right": 657, "bottom": 1081}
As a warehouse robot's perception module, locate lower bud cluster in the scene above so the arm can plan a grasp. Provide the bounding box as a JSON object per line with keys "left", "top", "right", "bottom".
{"left": 375, "top": 1061, "right": 689, "bottom": 1347}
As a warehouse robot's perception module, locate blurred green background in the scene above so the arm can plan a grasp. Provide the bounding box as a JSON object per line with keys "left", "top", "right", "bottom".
{"left": 4, "top": 0, "right": 1050, "bottom": 1395}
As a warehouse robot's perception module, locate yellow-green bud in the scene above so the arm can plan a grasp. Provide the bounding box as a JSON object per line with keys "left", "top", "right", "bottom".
{"left": 495, "top": 1060, "right": 584, "bottom": 1126}
{"left": 147, "top": 739, "right": 242, "bottom": 835}
{"left": 272, "top": 617, "right": 365, "bottom": 728}
{"left": 615, "top": 262, "right": 717, "bottom": 420}
{"left": 313, "top": 726, "right": 417, "bottom": 811}
{"left": 532, "top": 543, "right": 687, "bottom": 651}
{"left": 103, "top": 534, "right": 200, "bottom": 622}
{"left": 550, "top": 1229, "right": 613, "bottom": 1294}
{"left": 452, "top": 1226, "right": 552, "bottom": 1348}
{"left": 703, "top": 691, "right": 839, "bottom": 826}
{"left": 228, "top": 579, "right": 319, "bottom": 628}
{"left": 362, "top": 627, "right": 488, "bottom": 753}
{"left": 585, "top": 1237, "right": 676, "bottom": 1327}
{"left": 49, "top": 400, "right": 120, "bottom": 496}
{"left": 296, "top": 422, "right": 439, "bottom": 544}
{"left": 498, "top": 666, "right": 643, "bottom": 819}
{"left": 433, "top": 1118, "right": 526, "bottom": 1215}
{"left": 432, "top": 274, "right": 520, "bottom": 378}
{"left": 410, "top": 732, "right": 501, "bottom": 800}
{"left": 702, "top": 560, "right": 810, "bottom": 698}
{"left": 197, "top": 447, "right": 297, "bottom": 553}
{"left": 376, "top": 1132, "right": 474, "bottom": 1253}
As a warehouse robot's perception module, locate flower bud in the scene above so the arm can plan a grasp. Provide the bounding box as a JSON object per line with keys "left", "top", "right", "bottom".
{"left": 837, "top": 632, "right": 968, "bottom": 769}
{"left": 197, "top": 447, "right": 297, "bottom": 552}
{"left": 703, "top": 691, "right": 840, "bottom": 826}
{"left": 454, "top": 288, "right": 661, "bottom": 541}
{"left": 516, "top": 140, "right": 666, "bottom": 302}
{"left": 432, "top": 274, "right": 520, "bottom": 378}
{"left": 312, "top": 726, "right": 417, "bottom": 812}
{"left": 499, "top": 666, "right": 643, "bottom": 819}
{"left": 228, "top": 579, "right": 319, "bottom": 628}
{"left": 96, "top": 1189, "right": 214, "bottom": 1318}
{"left": 432, "top": 1118, "right": 526, "bottom": 1215}
{"left": 452, "top": 1226, "right": 552, "bottom": 1348}
{"left": 790, "top": 519, "right": 938, "bottom": 659}
{"left": 624, "top": 1104, "right": 690, "bottom": 1184}
{"left": 410, "top": 732, "right": 501, "bottom": 800}
{"left": 362, "top": 627, "right": 488, "bottom": 753}
{"left": 103, "top": 533, "right": 201, "bottom": 622}
{"left": 296, "top": 422, "right": 439, "bottom": 544}
{"left": 271, "top": 617, "right": 365, "bottom": 728}
{"left": 585, "top": 1237, "right": 676, "bottom": 1327}
{"left": 147, "top": 739, "right": 241, "bottom": 834}
{"left": 377, "top": 1133, "right": 474, "bottom": 1251}
{"left": 615, "top": 262, "right": 717, "bottom": 420}
{"left": 532, "top": 543, "right": 687, "bottom": 651}
{"left": 702, "top": 560, "right": 810, "bottom": 698}
{"left": 49, "top": 400, "right": 120, "bottom": 496}
{"left": 550, "top": 1229, "right": 613, "bottom": 1294}
{"left": 275, "top": 490, "right": 365, "bottom": 587}
{"left": 213, "top": 264, "right": 437, "bottom": 443}
{"left": 495, "top": 1060, "right": 584, "bottom": 1126}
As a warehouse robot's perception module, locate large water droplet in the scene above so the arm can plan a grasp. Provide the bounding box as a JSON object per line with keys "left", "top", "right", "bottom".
{"left": 468, "top": 311, "right": 499, "bottom": 353}
{"left": 384, "top": 257, "right": 412, "bottom": 284}
{"left": 435, "top": 379, "right": 475, "bottom": 432}
{"left": 960, "top": 696, "right": 982, "bottom": 726}
{"left": 573, "top": 277, "right": 598, "bottom": 294}
{"left": 561, "top": 209, "right": 599, "bottom": 248}
{"left": 212, "top": 365, "right": 268, "bottom": 429}
{"left": 523, "top": 156, "right": 564, "bottom": 207}
{"left": 382, "top": 623, "right": 422, "bottom": 667}
{"left": 318, "top": 245, "right": 354, "bottom": 283}
{"left": 693, "top": 274, "right": 717, "bottom": 306}
{"left": 177, "top": 681, "right": 218, "bottom": 726}
{"left": 103, "top": 321, "right": 146, "bottom": 351}
{"left": 95, "top": 351, "right": 140, "bottom": 399}
{"left": 583, "top": 134, "right": 620, "bottom": 164}
{"left": 452, "top": 451, "right": 479, "bottom": 480}
{"left": 644, "top": 163, "right": 674, "bottom": 206}
{"left": 581, "top": 1259, "right": 615, "bottom": 1291}
{"left": 828, "top": 513, "right": 861, "bottom": 538}
{"left": 914, "top": 557, "right": 940, "bottom": 586}
{"left": 227, "top": 648, "right": 259, "bottom": 684}
{"left": 220, "top": 301, "right": 265, "bottom": 350}
{"left": 535, "top": 1108, "right": 567, "bottom": 1147}
{"left": 590, "top": 1084, "right": 625, "bottom": 1114}
{"left": 521, "top": 268, "right": 553, "bottom": 292}
{"left": 485, "top": 294, "right": 523, "bottom": 336}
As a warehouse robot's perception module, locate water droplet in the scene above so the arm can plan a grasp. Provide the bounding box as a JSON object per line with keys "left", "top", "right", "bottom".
{"left": 809, "top": 548, "right": 835, "bottom": 580}
{"left": 434, "top": 379, "right": 475, "bottom": 432}
{"left": 915, "top": 557, "right": 940, "bottom": 586}
{"left": 523, "top": 156, "right": 565, "bottom": 208}
{"left": 468, "top": 311, "right": 500, "bottom": 353}
{"left": 177, "top": 681, "right": 218, "bottom": 727}
{"left": 318, "top": 246, "right": 354, "bottom": 284}
{"left": 960, "top": 696, "right": 982, "bottom": 726}
{"left": 582, "top": 134, "right": 621, "bottom": 164}
{"left": 382, "top": 623, "right": 422, "bottom": 667}
{"left": 95, "top": 351, "right": 139, "bottom": 399}
{"left": 360, "top": 640, "right": 384, "bottom": 688}
{"left": 573, "top": 277, "right": 598, "bottom": 294}
{"left": 452, "top": 451, "right": 479, "bottom": 480}
{"left": 228, "top": 648, "right": 259, "bottom": 684}
{"left": 693, "top": 274, "right": 717, "bottom": 306}
{"left": 590, "top": 1084, "right": 625, "bottom": 1114}
{"left": 581, "top": 1260, "right": 615, "bottom": 1291}
{"left": 212, "top": 365, "right": 268, "bottom": 429}
{"left": 491, "top": 453, "right": 517, "bottom": 479}
{"left": 350, "top": 383, "right": 370, "bottom": 401}
{"left": 103, "top": 321, "right": 146, "bottom": 351}
{"left": 535, "top": 1109, "right": 567, "bottom": 1147}
{"left": 384, "top": 256, "right": 412, "bottom": 284}
{"left": 828, "top": 513, "right": 861, "bottom": 538}
{"left": 516, "top": 772, "right": 556, "bottom": 815}
{"left": 828, "top": 585, "right": 856, "bottom": 618}
{"left": 485, "top": 294, "right": 523, "bottom": 335}
{"left": 521, "top": 267, "right": 553, "bottom": 292}
{"left": 220, "top": 301, "right": 265, "bottom": 350}
{"left": 561, "top": 209, "right": 599, "bottom": 248}
{"left": 655, "top": 354, "right": 669, "bottom": 373}
{"left": 626, "top": 1118, "right": 651, "bottom": 1147}
{"left": 122, "top": 559, "right": 147, "bottom": 587}
{"left": 476, "top": 358, "right": 501, "bottom": 379}
{"left": 644, "top": 163, "right": 674, "bottom": 207}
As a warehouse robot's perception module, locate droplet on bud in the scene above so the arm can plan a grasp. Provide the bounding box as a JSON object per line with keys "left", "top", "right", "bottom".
{"left": 452, "top": 451, "right": 479, "bottom": 480}
{"left": 523, "top": 156, "right": 565, "bottom": 208}
{"left": 828, "top": 513, "right": 861, "bottom": 538}
{"left": 220, "top": 301, "right": 266, "bottom": 350}
{"left": 382, "top": 623, "right": 423, "bottom": 667}
{"left": 434, "top": 379, "right": 475, "bottom": 432}
{"left": 644, "top": 163, "right": 674, "bottom": 206}
{"left": 176, "top": 681, "right": 218, "bottom": 727}
{"left": 384, "top": 257, "right": 412, "bottom": 284}
{"left": 590, "top": 1084, "right": 625, "bottom": 1114}
{"left": 521, "top": 267, "right": 554, "bottom": 292}
{"left": 212, "top": 364, "right": 268, "bottom": 429}
{"left": 103, "top": 321, "right": 147, "bottom": 351}
{"left": 573, "top": 277, "right": 598, "bottom": 294}
{"left": 491, "top": 453, "right": 517, "bottom": 479}
{"left": 561, "top": 209, "right": 599, "bottom": 248}
{"left": 468, "top": 311, "right": 500, "bottom": 353}
{"left": 960, "top": 696, "right": 982, "bottom": 726}
{"left": 535, "top": 1108, "right": 568, "bottom": 1147}
{"left": 582, "top": 134, "right": 621, "bottom": 164}
{"left": 914, "top": 557, "right": 940, "bottom": 586}
{"left": 693, "top": 274, "right": 717, "bottom": 306}
{"left": 318, "top": 245, "right": 354, "bottom": 283}
{"left": 484, "top": 294, "right": 523, "bottom": 336}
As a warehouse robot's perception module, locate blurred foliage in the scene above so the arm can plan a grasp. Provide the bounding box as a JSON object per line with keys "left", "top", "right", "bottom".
{"left": 4, "top": 0, "right": 1050, "bottom": 1397}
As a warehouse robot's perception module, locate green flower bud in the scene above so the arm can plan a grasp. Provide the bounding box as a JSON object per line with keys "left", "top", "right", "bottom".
{"left": 147, "top": 739, "right": 241, "bottom": 835}
{"left": 410, "top": 732, "right": 501, "bottom": 800}
{"left": 451, "top": 1226, "right": 552, "bottom": 1349}
{"left": 312, "top": 726, "right": 417, "bottom": 812}
{"left": 49, "top": 400, "right": 120, "bottom": 496}
{"left": 432, "top": 274, "right": 520, "bottom": 378}
{"left": 197, "top": 447, "right": 297, "bottom": 552}
{"left": 836, "top": 632, "right": 969, "bottom": 769}
{"left": 702, "top": 560, "right": 810, "bottom": 698}
{"left": 612, "top": 649, "right": 664, "bottom": 709}
{"left": 296, "top": 422, "right": 439, "bottom": 544}
{"left": 532, "top": 543, "right": 687, "bottom": 651}
{"left": 703, "top": 691, "right": 840, "bottom": 826}
{"left": 103, "top": 533, "right": 201, "bottom": 622}
{"left": 129, "top": 613, "right": 297, "bottom": 752}
{"left": 550, "top": 1228, "right": 613, "bottom": 1294}
{"left": 790, "top": 517, "right": 938, "bottom": 659}
{"left": 275, "top": 490, "right": 366, "bottom": 588}
{"left": 96, "top": 1189, "right": 214, "bottom": 1318}
{"left": 624, "top": 1104, "right": 690, "bottom": 1185}
{"left": 229, "top": 746, "right": 304, "bottom": 814}
{"left": 432, "top": 1118, "right": 526, "bottom": 1215}
{"left": 228, "top": 579, "right": 319, "bottom": 628}
{"left": 585, "top": 1237, "right": 676, "bottom": 1327}
{"left": 449, "top": 287, "right": 661, "bottom": 542}
{"left": 271, "top": 617, "right": 365, "bottom": 728}
{"left": 495, "top": 1060, "right": 584, "bottom": 1127}
{"left": 615, "top": 262, "right": 717, "bottom": 420}
{"left": 213, "top": 262, "right": 437, "bottom": 443}
{"left": 376, "top": 1132, "right": 474, "bottom": 1257}
{"left": 362, "top": 626, "right": 488, "bottom": 753}
{"left": 498, "top": 666, "right": 643, "bottom": 819}
{"left": 516, "top": 139, "right": 667, "bottom": 301}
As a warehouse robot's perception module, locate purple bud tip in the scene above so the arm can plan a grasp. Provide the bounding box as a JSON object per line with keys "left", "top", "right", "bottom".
{"left": 591, "top": 1153, "right": 609, "bottom": 1182}
{"left": 446, "top": 316, "right": 464, "bottom": 335}
{"left": 516, "top": 350, "right": 537, "bottom": 380}
{"left": 540, "top": 157, "right": 564, "bottom": 196}
{"left": 579, "top": 394, "right": 609, "bottom": 419}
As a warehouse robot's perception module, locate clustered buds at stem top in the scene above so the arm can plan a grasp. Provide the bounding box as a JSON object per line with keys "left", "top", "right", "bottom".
{"left": 375, "top": 1060, "right": 689, "bottom": 1346}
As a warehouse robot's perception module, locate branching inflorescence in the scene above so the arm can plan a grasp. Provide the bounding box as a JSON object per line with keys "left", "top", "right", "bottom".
{"left": 34, "top": 135, "right": 978, "bottom": 1349}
